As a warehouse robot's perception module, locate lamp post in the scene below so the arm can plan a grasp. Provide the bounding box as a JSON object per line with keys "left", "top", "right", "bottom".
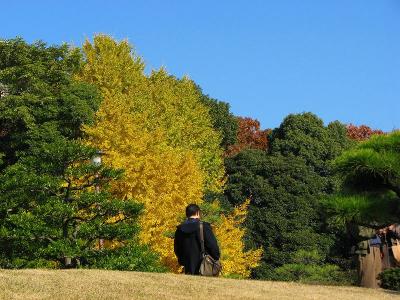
{"left": 92, "top": 150, "right": 104, "bottom": 249}
{"left": 92, "top": 151, "right": 102, "bottom": 165}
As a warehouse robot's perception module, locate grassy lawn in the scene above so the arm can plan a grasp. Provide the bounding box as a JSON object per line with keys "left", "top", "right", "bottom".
{"left": 1, "top": 269, "right": 399, "bottom": 300}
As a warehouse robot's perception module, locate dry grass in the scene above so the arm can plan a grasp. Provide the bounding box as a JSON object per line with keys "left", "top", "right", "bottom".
{"left": 0, "top": 269, "right": 399, "bottom": 300}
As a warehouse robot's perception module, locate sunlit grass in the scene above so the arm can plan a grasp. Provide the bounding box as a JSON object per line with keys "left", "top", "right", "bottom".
{"left": 1, "top": 269, "right": 399, "bottom": 300}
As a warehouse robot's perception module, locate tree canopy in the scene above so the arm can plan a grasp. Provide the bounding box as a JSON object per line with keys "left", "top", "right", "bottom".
{"left": 199, "top": 91, "right": 238, "bottom": 150}
{"left": 2, "top": 36, "right": 392, "bottom": 284}
{"left": 224, "top": 113, "right": 352, "bottom": 280}
{"left": 77, "top": 35, "right": 261, "bottom": 276}
{"left": 0, "top": 38, "right": 160, "bottom": 271}
{"left": 226, "top": 117, "right": 269, "bottom": 157}
{"left": 325, "top": 131, "right": 400, "bottom": 226}
{"left": 0, "top": 38, "right": 101, "bottom": 169}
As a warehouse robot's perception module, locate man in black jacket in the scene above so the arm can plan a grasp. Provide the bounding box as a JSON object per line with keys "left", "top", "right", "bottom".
{"left": 174, "top": 204, "right": 220, "bottom": 275}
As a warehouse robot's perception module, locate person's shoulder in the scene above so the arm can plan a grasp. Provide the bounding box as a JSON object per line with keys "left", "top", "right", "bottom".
{"left": 201, "top": 221, "right": 213, "bottom": 228}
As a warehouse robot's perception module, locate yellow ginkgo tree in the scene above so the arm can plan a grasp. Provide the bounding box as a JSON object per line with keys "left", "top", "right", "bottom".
{"left": 214, "top": 200, "right": 263, "bottom": 277}
{"left": 83, "top": 90, "right": 204, "bottom": 271}
{"left": 78, "top": 34, "right": 261, "bottom": 276}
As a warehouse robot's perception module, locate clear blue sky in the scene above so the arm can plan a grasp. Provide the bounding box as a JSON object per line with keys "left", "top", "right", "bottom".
{"left": 1, "top": 0, "right": 399, "bottom": 131}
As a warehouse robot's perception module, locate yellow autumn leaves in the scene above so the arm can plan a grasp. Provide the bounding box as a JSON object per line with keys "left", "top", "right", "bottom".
{"left": 77, "top": 35, "right": 261, "bottom": 277}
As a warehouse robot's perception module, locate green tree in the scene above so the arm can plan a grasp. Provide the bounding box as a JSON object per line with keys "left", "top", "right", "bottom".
{"left": 0, "top": 140, "right": 145, "bottom": 268}
{"left": 225, "top": 150, "right": 332, "bottom": 278}
{"left": 0, "top": 38, "right": 101, "bottom": 169}
{"left": 269, "top": 113, "right": 351, "bottom": 181}
{"left": 224, "top": 113, "right": 352, "bottom": 280}
{"left": 325, "top": 131, "right": 400, "bottom": 227}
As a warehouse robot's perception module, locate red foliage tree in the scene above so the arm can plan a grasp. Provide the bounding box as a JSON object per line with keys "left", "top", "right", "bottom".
{"left": 226, "top": 117, "right": 270, "bottom": 157}
{"left": 346, "top": 124, "right": 384, "bottom": 141}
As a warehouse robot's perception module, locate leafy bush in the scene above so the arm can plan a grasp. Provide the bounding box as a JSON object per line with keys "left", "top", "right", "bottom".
{"left": 256, "top": 250, "right": 354, "bottom": 284}
{"left": 378, "top": 268, "right": 400, "bottom": 291}
{"left": 274, "top": 263, "right": 349, "bottom": 284}
{"left": 291, "top": 249, "right": 323, "bottom": 265}
{"left": 0, "top": 256, "right": 61, "bottom": 269}
{"left": 86, "top": 242, "right": 167, "bottom": 273}
{"left": 0, "top": 242, "right": 165, "bottom": 272}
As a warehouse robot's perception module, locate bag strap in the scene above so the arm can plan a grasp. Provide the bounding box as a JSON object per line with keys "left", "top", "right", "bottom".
{"left": 199, "top": 221, "right": 205, "bottom": 256}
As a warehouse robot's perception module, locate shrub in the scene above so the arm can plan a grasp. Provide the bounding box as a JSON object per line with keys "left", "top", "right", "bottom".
{"left": 265, "top": 250, "right": 354, "bottom": 284}
{"left": 274, "top": 263, "right": 349, "bottom": 284}
{"left": 0, "top": 257, "right": 60, "bottom": 269}
{"left": 291, "top": 250, "right": 323, "bottom": 265}
{"left": 86, "top": 242, "right": 167, "bottom": 273}
{"left": 378, "top": 268, "right": 400, "bottom": 291}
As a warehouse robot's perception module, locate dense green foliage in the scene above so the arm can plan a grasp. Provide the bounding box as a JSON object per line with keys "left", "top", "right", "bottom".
{"left": 269, "top": 113, "right": 351, "bottom": 183}
{"left": 86, "top": 242, "right": 167, "bottom": 272}
{"left": 325, "top": 132, "right": 400, "bottom": 226}
{"left": 335, "top": 131, "right": 400, "bottom": 197}
{"left": 0, "top": 38, "right": 163, "bottom": 271}
{"left": 225, "top": 149, "right": 333, "bottom": 278}
{"left": 0, "top": 38, "right": 101, "bottom": 169}
{"left": 0, "top": 144, "right": 143, "bottom": 268}
{"left": 273, "top": 250, "right": 354, "bottom": 284}
{"left": 378, "top": 268, "right": 400, "bottom": 291}
{"left": 199, "top": 92, "right": 238, "bottom": 150}
{"left": 225, "top": 113, "right": 352, "bottom": 280}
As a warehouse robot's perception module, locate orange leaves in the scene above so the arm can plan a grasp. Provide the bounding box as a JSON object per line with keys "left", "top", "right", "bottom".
{"left": 226, "top": 117, "right": 270, "bottom": 157}
{"left": 346, "top": 124, "right": 384, "bottom": 141}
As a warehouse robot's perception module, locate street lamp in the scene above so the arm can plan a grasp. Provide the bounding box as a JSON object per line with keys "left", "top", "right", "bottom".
{"left": 92, "top": 150, "right": 104, "bottom": 166}
{"left": 92, "top": 150, "right": 105, "bottom": 249}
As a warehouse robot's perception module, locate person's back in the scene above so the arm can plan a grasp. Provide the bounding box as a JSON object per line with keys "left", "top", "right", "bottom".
{"left": 174, "top": 204, "right": 220, "bottom": 275}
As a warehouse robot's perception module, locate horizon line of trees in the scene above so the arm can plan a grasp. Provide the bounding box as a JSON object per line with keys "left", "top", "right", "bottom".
{"left": 0, "top": 35, "right": 397, "bottom": 285}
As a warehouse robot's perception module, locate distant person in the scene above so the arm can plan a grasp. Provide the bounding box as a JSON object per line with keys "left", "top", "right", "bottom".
{"left": 379, "top": 227, "right": 393, "bottom": 271}
{"left": 349, "top": 224, "right": 382, "bottom": 288}
{"left": 387, "top": 223, "right": 400, "bottom": 239}
{"left": 381, "top": 224, "right": 400, "bottom": 270}
{"left": 174, "top": 204, "right": 220, "bottom": 275}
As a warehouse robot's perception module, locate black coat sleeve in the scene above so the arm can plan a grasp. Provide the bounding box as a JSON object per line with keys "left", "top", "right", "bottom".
{"left": 203, "top": 223, "right": 220, "bottom": 260}
{"left": 174, "top": 228, "right": 183, "bottom": 265}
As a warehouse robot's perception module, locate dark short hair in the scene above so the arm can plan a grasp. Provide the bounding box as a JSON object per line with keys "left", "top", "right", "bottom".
{"left": 186, "top": 204, "right": 200, "bottom": 218}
